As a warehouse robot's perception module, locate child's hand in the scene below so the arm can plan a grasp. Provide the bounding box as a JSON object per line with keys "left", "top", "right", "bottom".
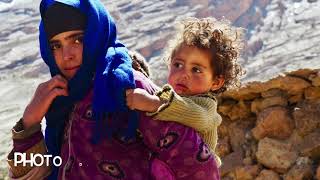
{"left": 23, "top": 75, "right": 69, "bottom": 129}
{"left": 126, "top": 88, "right": 162, "bottom": 112}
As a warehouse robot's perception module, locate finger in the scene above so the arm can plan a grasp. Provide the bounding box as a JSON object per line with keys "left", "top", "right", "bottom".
{"left": 125, "top": 99, "right": 134, "bottom": 110}
{"left": 127, "top": 104, "right": 134, "bottom": 110}
{"left": 33, "top": 88, "right": 68, "bottom": 116}
{"left": 126, "top": 96, "right": 132, "bottom": 106}
{"left": 125, "top": 89, "right": 134, "bottom": 96}
{"left": 42, "top": 75, "right": 66, "bottom": 86}
{"left": 55, "top": 75, "right": 68, "bottom": 84}
{"left": 125, "top": 94, "right": 135, "bottom": 110}
{"left": 46, "top": 77, "right": 68, "bottom": 91}
{"left": 47, "top": 88, "right": 69, "bottom": 103}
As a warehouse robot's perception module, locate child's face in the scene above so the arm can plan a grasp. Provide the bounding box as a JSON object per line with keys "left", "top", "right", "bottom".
{"left": 168, "top": 45, "right": 222, "bottom": 96}
{"left": 49, "top": 30, "right": 84, "bottom": 80}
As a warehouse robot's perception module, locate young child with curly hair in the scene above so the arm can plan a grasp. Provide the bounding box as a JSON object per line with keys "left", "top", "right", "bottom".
{"left": 126, "top": 17, "right": 244, "bottom": 179}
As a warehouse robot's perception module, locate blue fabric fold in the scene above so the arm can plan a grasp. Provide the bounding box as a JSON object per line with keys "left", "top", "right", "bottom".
{"left": 39, "top": 0, "right": 139, "bottom": 179}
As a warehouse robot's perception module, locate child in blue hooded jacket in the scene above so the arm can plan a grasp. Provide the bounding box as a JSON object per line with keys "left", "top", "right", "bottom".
{"left": 7, "top": 0, "right": 160, "bottom": 179}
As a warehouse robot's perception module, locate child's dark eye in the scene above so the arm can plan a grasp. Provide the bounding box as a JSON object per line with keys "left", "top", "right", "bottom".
{"left": 74, "top": 35, "right": 84, "bottom": 44}
{"left": 173, "top": 62, "right": 183, "bottom": 69}
{"left": 50, "top": 43, "right": 61, "bottom": 51}
{"left": 192, "top": 67, "right": 202, "bottom": 73}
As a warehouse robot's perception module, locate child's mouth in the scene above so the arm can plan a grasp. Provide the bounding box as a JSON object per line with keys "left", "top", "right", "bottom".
{"left": 65, "top": 66, "right": 80, "bottom": 70}
{"left": 175, "top": 83, "right": 188, "bottom": 91}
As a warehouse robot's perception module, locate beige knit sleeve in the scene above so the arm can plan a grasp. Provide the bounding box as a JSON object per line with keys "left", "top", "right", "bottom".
{"left": 147, "top": 84, "right": 222, "bottom": 133}
{"left": 201, "top": 127, "right": 222, "bottom": 167}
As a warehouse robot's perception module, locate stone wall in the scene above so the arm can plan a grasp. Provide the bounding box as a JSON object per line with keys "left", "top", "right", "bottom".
{"left": 217, "top": 69, "right": 320, "bottom": 179}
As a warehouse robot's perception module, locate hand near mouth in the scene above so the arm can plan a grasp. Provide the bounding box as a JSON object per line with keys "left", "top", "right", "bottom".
{"left": 22, "top": 75, "right": 69, "bottom": 129}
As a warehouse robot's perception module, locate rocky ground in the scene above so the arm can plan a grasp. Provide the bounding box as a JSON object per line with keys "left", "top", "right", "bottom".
{"left": 242, "top": 0, "right": 320, "bottom": 83}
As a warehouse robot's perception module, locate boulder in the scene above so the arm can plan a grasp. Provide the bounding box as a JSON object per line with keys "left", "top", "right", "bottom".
{"left": 251, "top": 96, "right": 287, "bottom": 113}
{"left": 218, "top": 100, "right": 237, "bottom": 117}
{"left": 216, "top": 137, "right": 231, "bottom": 158}
{"left": 255, "top": 169, "right": 280, "bottom": 180}
{"left": 218, "top": 116, "right": 232, "bottom": 138}
{"left": 220, "top": 150, "right": 244, "bottom": 176}
{"left": 297, "top": 131, "right": 320, "bottom": 159}
{"left": 242, "top": 157, "right": 253, "bottom": 166}
{"left": 221, "top": 75, "right": 311, "bottom": 100}
{"left": 266, "top": 76, "right": 311, "bottom": 95}
{"left": 304, "top": 86, "right": 320, "bottom": 100}
{"left": 284, "top": 157, "right": 313, "bottom": 180}
{"left": 287, "top": 130, "right": 304, "bottom": 150}
{"left": 227, "top": 100, "right": 252, "bottom": 121}
{"left": 286, "top": 69, "right": 316, "bottom": 80}
{"left": 261, "top": 88, "right": 287, "bottom": 98}
{"left": 252, "top": 107, "right": 294, "bottom": 140}
{"left": 316, "top": 165, "right": 320, "bottom": 180}
{"left": 234, "top": 165, "right": 261, "bottom": 180}
{"left": 288, "top": 93, "right": 303, "bottom": 104}
{"left": 256, "top": 138, "right": 298, "bottom": 173}
{"left": 293, "top": 100, "right": 320, "bottom": 136}
{"left": 308, "top": 70, "right": 320, "bottom": 86}
{"left": 228, "top": 122, "right": 247, "bottom": 151}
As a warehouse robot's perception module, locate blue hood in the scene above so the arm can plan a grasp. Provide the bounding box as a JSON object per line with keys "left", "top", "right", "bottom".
{"left": 39, "top": 0, "right": 138, "bottom": 179}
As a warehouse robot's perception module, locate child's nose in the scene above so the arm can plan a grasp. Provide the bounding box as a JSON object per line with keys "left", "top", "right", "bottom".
{"left": 180, "top": 69, "right": 190, "bottom": 80}
{"left": 62, "top": 45, "right": 75, "bottom": 61}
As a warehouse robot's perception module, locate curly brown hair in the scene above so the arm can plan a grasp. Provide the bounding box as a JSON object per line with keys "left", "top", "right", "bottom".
{"left": 165, "top": 17, "right": 245, "bottom": 93}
